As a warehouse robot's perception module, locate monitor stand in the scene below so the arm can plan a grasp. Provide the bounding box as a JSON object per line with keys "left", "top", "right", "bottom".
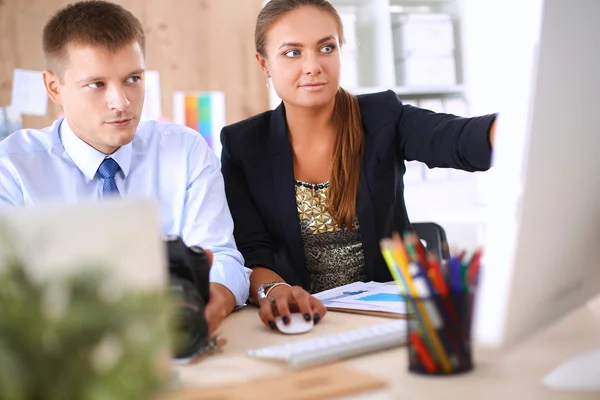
{"left": 542, "top": 348, "right": 600, "bottom": 392}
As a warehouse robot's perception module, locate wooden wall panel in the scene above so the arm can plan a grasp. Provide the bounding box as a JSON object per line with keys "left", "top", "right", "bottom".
{"left": 0, "top": 0, "right": 268, "bottom": 129}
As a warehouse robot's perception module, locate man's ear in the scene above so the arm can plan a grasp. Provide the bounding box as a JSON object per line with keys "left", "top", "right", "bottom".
{"left": 255, "top": 53, "right": 269, "bottom": 77}
{"left": 43, "top": 69, "right": 63, "bottom": 105}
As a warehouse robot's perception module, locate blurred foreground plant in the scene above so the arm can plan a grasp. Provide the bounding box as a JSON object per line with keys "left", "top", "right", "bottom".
{"left": 0, "top": 233, "right": 173, "bottom": 400}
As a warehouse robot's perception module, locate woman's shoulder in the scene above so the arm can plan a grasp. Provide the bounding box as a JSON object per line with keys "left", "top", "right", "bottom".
{"left": 354, "top": 89, "right": 404, "bottom": 131}
{"left": 220, "top": 109, "right": 274, "bottom": 154}
{"left": 223, "top": 109, "right": 273, "bottom": 138}
{"left": 221, "top": 109, "right": 285, "bottom": 159}
{"left": 356, "top": 89, "right": 405, "bottom": 112}
{"left": 356, "top": 89, "right": 399, "bottom": 104}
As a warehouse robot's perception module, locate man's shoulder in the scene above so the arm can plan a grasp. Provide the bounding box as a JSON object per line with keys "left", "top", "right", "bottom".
{"left": 0, "top": 120, "right": 61, "bottom": 159}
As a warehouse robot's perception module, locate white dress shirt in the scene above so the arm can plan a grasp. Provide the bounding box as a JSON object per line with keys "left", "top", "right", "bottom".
{"left": 0, "top": 117, "right": 251, "bottom": 307}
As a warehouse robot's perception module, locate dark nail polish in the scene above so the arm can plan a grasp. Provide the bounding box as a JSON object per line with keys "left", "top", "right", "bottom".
{"left": 268, "top": 320, "right": 276, "bottom": 330}
{"left": 304, "top": 313, "right": 311, "bottom": 321}
{"left": 283, "top": 316, "right": 290, "bottom": 325}
{"left": 313, "top": 314, "right": 320, "bottom": 324}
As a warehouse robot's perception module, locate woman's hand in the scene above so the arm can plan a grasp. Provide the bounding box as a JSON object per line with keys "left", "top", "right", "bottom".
{"left": 489, "top": 119, "right": 497, "bottom": 148}
{"left": 258, "top": 285, "right": 327, "bottom": 330}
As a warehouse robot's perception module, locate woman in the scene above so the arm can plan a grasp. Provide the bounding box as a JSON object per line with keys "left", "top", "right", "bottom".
{"left": 220, "top": 0, "right": 496, "bottom": 330}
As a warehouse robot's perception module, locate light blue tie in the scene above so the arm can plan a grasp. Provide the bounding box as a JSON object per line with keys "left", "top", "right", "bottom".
{"left": 97, "top": 158, "right": 120, "bottom": 197}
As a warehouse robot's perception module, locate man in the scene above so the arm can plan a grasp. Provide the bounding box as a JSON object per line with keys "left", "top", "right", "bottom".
{"left": 0, "top": 0, "right": 250, "bottom": 335}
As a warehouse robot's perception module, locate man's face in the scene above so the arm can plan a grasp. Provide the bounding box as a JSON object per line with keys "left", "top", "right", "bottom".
{"left": 44, "top": 41, "right": 145, "bottom": 154}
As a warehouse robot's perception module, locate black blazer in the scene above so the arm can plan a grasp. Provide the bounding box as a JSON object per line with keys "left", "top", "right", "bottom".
{"left": 220, "top": 90, "right": 495, "bottom": 289}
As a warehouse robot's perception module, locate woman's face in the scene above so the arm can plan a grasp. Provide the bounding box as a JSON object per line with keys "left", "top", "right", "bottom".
{"left": 259, "top": 6, "right": 342, "bottom": 110}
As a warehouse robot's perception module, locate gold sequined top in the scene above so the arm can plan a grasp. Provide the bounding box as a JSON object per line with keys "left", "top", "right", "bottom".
{"left": 295, "top": 180, "right": 367, "bottom": 294}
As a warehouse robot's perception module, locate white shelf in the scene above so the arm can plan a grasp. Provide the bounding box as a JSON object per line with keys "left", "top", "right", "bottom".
{"left": 394, "top": 84, "right": 464, "bottom": 95}
{"left": 335, "top": 0, "right": 465, "bottom": 97}
{"left": 389, "top": 0, "right": 456, "bottom": 3}
{"left": 329, "top": 0, "right": 487, "bottom": 246}
{"left": 335, "top": 0, "right": 456, "bottom": 5}
{"left": 344, "top": 84, "right": 464, "bottom": 96}
{"left": 268, "top": 0, "right": 467, "bottom": 106}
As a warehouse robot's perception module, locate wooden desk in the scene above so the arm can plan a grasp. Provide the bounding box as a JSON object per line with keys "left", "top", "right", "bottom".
{"left": 175, "top": 297, "right": 600, "bottom": 399}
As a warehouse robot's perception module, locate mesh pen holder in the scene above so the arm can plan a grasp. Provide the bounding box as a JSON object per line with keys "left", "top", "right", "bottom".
{"left": 403, "top": 290, "right": 475, "bottom": 376}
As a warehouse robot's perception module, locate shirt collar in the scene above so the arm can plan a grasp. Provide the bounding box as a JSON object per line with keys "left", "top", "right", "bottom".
{"left": 59, "top": 118, "right": 132, "bottom": 180}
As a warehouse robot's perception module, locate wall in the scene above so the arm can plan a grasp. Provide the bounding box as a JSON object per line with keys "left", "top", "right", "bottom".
{"left": 0, "top": 0, "right": 269, "bottom": 128}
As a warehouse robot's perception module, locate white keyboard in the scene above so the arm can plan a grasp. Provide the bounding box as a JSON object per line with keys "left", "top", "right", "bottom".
{"left": 247, "top": 320, "right": 407, "bottom": 368}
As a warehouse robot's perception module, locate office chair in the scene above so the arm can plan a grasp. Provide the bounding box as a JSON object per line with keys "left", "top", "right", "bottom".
{"left": 410, "top": 222, "right": 450, "bottom": 261}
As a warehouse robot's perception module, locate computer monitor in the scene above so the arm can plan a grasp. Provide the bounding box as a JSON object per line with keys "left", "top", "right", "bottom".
{"left": 0, "top": 198, "right": 168, "bottom": 291}
{"left": 472, "top": 0, "right": 600, "bottom": 390}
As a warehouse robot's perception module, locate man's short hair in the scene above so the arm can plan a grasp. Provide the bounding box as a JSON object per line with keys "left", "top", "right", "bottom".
{"left": 42, "top": 0, "right": 145, "bottom": 70}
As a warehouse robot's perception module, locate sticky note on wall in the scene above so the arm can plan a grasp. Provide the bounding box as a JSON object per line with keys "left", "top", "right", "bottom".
{"left": 11, "top": 69, "right": 48, "bottom": 116}
{"left": 174, "top": 91, "right": 225, "bottom": 157}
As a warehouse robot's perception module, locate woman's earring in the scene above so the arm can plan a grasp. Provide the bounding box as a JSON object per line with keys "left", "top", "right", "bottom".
{"left": 265, "top": 73, "right": 270, "bottom": 89}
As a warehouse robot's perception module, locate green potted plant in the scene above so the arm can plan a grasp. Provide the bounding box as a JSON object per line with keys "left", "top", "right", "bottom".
{"left": 0, "top": 233, "right": 174, "bottom": 400}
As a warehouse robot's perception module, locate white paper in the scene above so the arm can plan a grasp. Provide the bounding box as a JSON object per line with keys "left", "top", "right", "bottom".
{"left": 314, "top": 281, "right": 407, "bottom": 314}
{"left": 141, "top": 70, "right": 162, "bottom": 121}
{"left": 11, "top": 69, "right": 48, "bottom": 116}
{"left": 542, "top": 349, "right": 600, "bottom": 392}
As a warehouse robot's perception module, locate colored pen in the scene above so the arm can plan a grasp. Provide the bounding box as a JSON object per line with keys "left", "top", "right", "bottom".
{"left": 410, "top": 261, "right": 465, "bottom": 370}
{"left": 390, "top": 232, "right": 410, "bottom": 269}
{"left": 409, "top": 332, "right": 438, "bottom": 373}
{"left": 390, "top": 234, "right": 452, "bottom": 372}
{"left": 448, "top": 256, "right": 463, "bottom": 293}
{"left": 404, "top": 232, "right": 429, "bottom": 271}
{"left": 411, "top": 232, "right": 430, "bottom": 267}
{"left": 383, "top": 238, "right": 434, "bottom": 349}
{"left": 461, "top": 258, "right": 469, "bottom": 289}
{"left": 380, "top": 239, "right": 407, "bottom": 295}
{"left": 467, "top": 249, "right": 483, "bottom": 286}
{"left": 426, "top": 254, "right": 448, "bottom": 296}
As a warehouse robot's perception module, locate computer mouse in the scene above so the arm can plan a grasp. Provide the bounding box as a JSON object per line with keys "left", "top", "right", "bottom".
{"left": 275, "top": 313, "right": 314, "bottom": 334}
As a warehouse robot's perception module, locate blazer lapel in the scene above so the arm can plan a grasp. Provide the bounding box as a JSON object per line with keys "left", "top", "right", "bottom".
{"left": 268, "top": 105, "right": 309, "bottom": 287}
